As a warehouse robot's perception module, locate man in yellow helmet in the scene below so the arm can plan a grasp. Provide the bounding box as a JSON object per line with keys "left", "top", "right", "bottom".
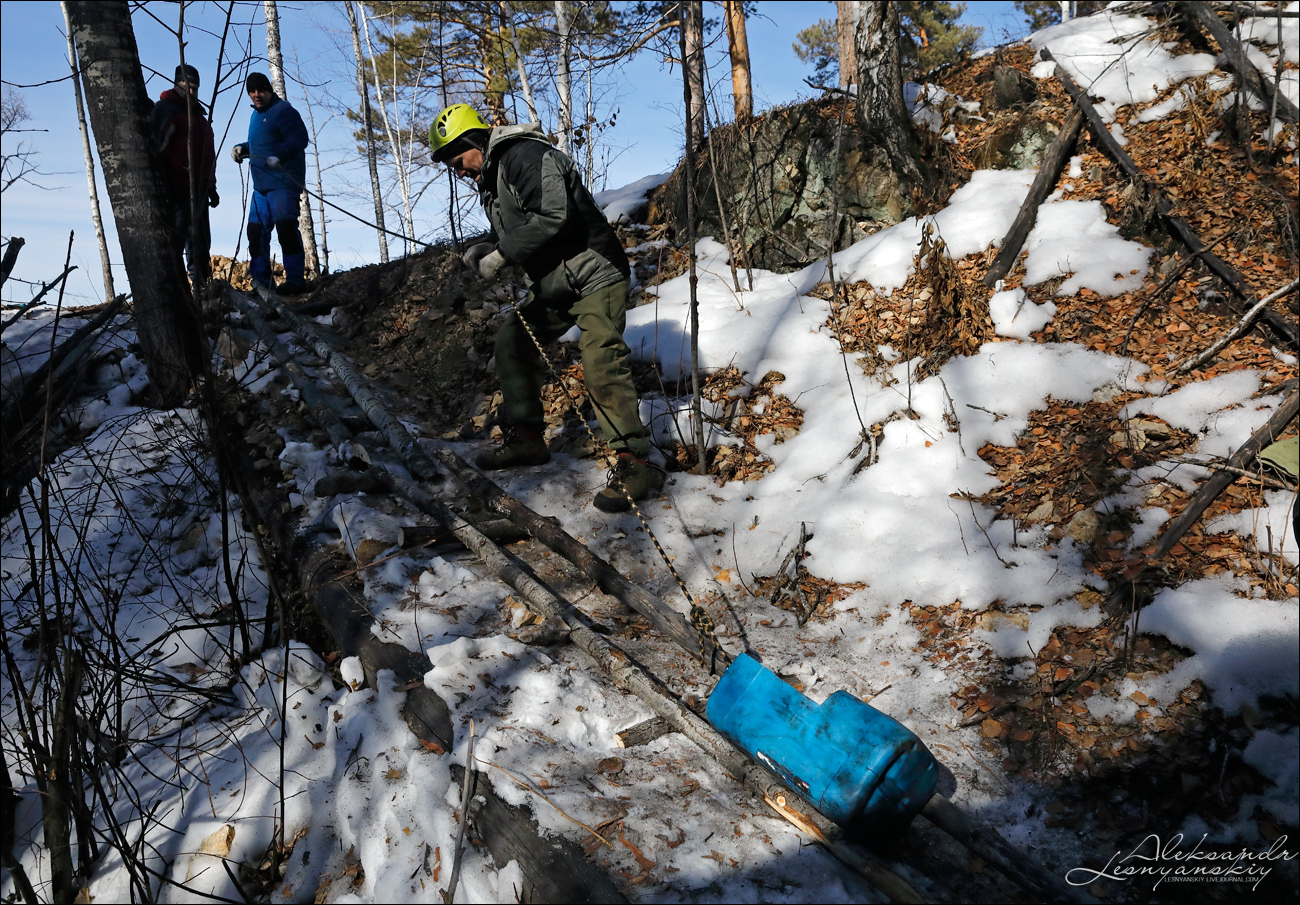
{"left": 431, "top": 104, "right": 661, "bottom": 513}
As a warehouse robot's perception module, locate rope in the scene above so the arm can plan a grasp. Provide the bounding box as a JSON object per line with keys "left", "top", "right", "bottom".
{"left": 243, "top": 156, "right": 437, "bottom": 250}
{"left": 510, "top": 306, "right": 725, "bottom": 672}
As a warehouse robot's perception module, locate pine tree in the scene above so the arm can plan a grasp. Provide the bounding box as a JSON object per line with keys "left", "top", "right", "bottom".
{"left": 1013, "top": 1, "right": 1106, "bottom": 32}
{"left": 795, "top": 2, "right": 981, "bottom": 83}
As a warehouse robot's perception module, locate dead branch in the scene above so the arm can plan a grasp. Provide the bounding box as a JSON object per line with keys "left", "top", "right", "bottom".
{"left": 1044, "top": 49, "right": 1299, "bottom": 349}
{"left": 1149, "top": 390, "right": 1297, "bottom": 564}
{"left": 1172, "top": 277, "right": 1299, "bottom": 373}
{"left": 984, "top": 107, "right": 1085, "bottom": 287}
{"left": 1180, "top": 2, "right": 1299, "bottom": 124}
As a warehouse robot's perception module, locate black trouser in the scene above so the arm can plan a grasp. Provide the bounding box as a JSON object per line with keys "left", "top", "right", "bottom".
{"left": 166, "top": 186, "right": 211, "bottom": 284}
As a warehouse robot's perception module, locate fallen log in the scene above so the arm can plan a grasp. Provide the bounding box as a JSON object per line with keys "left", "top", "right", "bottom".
{"left": 227, "top": 289, "right": 369, "bottom": 467}
{"left": 984, "top": 106, "right": 1085, "bottom": 287}
{"left": 1147, "top": 390, "right": 1298, "bottom": 564}
{"left": 251, "top": 285, "right": 443, "bottom": 484}
{"left": 210, "top": 379, "right": 622, "bottom": 904}
{"left": 432, "top": 447, "right": 727, "bottom": 669}
{"left": 1043, "top": 49, "right": 1299, "bottom": 350}
{"left": 372, "top": 466, "right": 912, "bottom": 903}
{"left": 1180, "top": 1, "right": 1300, "bottom": 124}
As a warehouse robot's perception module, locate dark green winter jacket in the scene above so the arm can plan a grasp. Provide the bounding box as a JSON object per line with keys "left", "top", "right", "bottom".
{"left": 480, "top": 124, "right": 630, "bottom": 305}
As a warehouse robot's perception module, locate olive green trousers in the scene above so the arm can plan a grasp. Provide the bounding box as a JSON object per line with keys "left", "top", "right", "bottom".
{"left": 494, "top": 280, "right": 650, "bottom": 457}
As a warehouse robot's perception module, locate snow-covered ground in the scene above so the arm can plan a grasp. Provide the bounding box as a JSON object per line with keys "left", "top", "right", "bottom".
{"left": 3, "top": 6, "right": 1298, "bottom": 903}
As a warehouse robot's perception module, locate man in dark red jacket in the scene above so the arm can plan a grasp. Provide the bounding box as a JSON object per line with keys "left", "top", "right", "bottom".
{"left": 150, "top": 64, "right": 219, "bottom": 284}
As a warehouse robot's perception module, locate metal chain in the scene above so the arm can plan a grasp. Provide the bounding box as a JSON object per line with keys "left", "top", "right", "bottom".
{"left": 510, "top": 305, "right": 724, "bottom": 671}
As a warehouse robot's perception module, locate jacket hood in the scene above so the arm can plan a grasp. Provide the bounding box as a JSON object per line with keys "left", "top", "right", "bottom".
{"left": 485, "top": 122, "right": 551, "bottom": 160}
{"left": 159, "top": 87, "right": 206, "bottom": 115}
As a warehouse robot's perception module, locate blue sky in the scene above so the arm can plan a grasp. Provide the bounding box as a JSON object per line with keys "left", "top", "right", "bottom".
{"left": 1, "top": 1, "right": 1026, "bottom": 307}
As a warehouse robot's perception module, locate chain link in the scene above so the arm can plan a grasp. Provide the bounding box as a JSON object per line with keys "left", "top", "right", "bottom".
{"left": 511, "top": 306, "right": 724, "bottom": 672}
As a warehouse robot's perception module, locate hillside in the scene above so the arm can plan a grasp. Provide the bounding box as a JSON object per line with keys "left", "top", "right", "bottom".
{"left": 2, "top": 4, "right": 1297, "bottom": 903}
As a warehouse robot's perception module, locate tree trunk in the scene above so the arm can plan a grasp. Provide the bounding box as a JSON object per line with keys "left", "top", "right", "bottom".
{"left": 65, "top": 0, "right": 200, "bottom": 406}
{"left": 723, "top": 0, "right": 752, "bottom": 122}
{"left": 345, "top": 1, "right": 388, "bottom": 263}
{"left": 61, "top": 2, "right": 115, "bottom": 301}
{"left": 299, "top": 76, "right": 329, "bottom": 275}
{"left": 836, "top": 1, "right": 857, "bottom": 90}
{"left": 683, "top": 0, "right": 705, "bottom": 149}
{"left": 554, "top": 1, "right": 572, "bottom": 154}
{"left": 679, "top": 12, "right": 706, "bottom": 474}
{"left": 263, "top": 0, "right": 319, "bottom": 278}
{"left": 854, "top": 1, "right": 922, "bottom": 182}
{"left": 502, "top": 1, "right": 539, "bottom": 122}
{"left": 360, "top": 6, "right": 416, "bottom": 249}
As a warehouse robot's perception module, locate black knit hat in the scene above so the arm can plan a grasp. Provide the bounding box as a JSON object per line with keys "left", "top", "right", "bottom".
{"left": 245, "top": 72, "right": 273, "bottom": 93}
{"left": 175, "top": 64, "right": 200, "bottom": 86}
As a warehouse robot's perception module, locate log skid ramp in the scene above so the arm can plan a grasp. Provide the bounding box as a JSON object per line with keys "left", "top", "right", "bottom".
{"left": 217, "top": 285, "right": 1092, "bottom": 904}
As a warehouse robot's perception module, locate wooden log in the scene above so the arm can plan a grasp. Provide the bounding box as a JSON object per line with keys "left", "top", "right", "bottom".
{"left": 227, "top": 290, "right": 365, "bottom": 465}
{"left": 212, "top": 392, "right": 625, "bottom": 903}
{"left": 398, "top": 519, "right": 529, "bottom": 550}
{"left": 614, "top": 716, "right": 674, "bottom": 749}
{"left": 370, "top": 466, "right": 915, "bottom": 903}
{"left": 1180, "top": 1, "right": 1299, "bottom": 124}
{"left": 921, "top": 795, "right": 1094, "bottom": 904}
{"left": 1043, "top": 49, "right": 1299, "bottom": 349}
{"left": 984, "top": 106, "right": 1085, "bottom": 287}
{"left": 454, "top": 763, "right": 628, "bottom": 904}
{"left": 1148, "top": 390, "right": 1297, "bottom": 563}
{"left": 251, "top": 285, "right": 444, "bottom": 484}
{"left": 433, "top": 448, "right": 728, "bottom": 669}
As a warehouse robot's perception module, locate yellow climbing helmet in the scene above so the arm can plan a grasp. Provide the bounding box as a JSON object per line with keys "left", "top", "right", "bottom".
{"left": 429, "top": 104, "right": 490, "bottom": 161}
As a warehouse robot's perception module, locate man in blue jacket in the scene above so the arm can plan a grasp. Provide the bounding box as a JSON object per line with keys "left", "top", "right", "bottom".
{"left": 230, "top": 72, "right": 310, "bottom": 295}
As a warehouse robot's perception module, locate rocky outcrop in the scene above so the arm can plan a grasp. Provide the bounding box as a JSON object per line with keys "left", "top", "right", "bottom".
{"left": 648, "top": 99, "right": 915, "bottom": 271}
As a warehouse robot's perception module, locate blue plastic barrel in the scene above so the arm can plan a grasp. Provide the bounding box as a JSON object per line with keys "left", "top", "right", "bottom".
{"left": 706, "top": 653, "right": 938, "bottom": 830}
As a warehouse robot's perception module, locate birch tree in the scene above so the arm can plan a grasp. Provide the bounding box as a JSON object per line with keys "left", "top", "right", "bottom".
{"left": 65, "top": 0, "right": 201, "bottom": 406}
{"left": 683, "top": 0, "right": 705, "bottom": 149}
{"left": 346, "top": 0, "right": 389, "bottom": 262}
{"left": 854, "top": 1, "right": 921, "bottom": 182}
{"left": 503, "top": 0, "right": 540, "bottom": 122}
{"left": 61, "top": 1, "right": 115, "bottom": 300}
{"left": 263, "top": 0, "right": 320, "bottom": 277}
{"left": 554, "top": 1, "right": 573, "bottom": 153}
{"left": 360, "top": 5, "right": 417, "bottom": 249}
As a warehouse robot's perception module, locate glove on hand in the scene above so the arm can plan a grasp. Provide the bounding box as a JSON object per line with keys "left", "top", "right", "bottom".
{"left": 476, "top": 249, "right": 506, "bottom": 280}
{"left": 207, "top": 189, "right": 220, "bottom": 209}
{"left": 230, "top": 144, "right": 249, "bottom": 164}
{"left": 462, "top": 242, "right": 496, "bottom": 271}
{"left": 266, "top": 155, "right": 281, "bottom": 169}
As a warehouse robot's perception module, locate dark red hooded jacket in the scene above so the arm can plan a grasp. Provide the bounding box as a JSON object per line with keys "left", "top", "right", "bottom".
{"left": 150, "top": 88, "right": 217, "bottom": 194}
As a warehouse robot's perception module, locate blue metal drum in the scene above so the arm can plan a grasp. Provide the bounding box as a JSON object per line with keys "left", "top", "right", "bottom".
{"left": 706, "top": 653, "right": 939, "bottom": 830}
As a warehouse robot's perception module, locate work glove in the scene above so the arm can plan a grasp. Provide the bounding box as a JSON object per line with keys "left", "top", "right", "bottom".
{"left": 476, "top": 249, "right": 505, "bottom": 280}
{"left": 230, "top": 143, "right": 249, "bottom": 164}
{"left": 266, "top": 155, "right": 281, "bottom": 170}
{"left": 462, "top": 242, "right": 496, "bottom": 271}
{"left": 207, "top": 189, "right": 220, "bottom": 209}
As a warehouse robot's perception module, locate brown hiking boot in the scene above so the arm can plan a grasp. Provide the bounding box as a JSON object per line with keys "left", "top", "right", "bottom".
{"left": 593, "top": 453, "right": 665, "bottom": 513}
{"left": 475, "top": 426, "right": 551, "bottom": 470}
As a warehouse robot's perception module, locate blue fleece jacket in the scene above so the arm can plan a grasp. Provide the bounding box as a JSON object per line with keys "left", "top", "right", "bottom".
{"left": 246, "top": 95, "right": 308, "bottom": 194}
